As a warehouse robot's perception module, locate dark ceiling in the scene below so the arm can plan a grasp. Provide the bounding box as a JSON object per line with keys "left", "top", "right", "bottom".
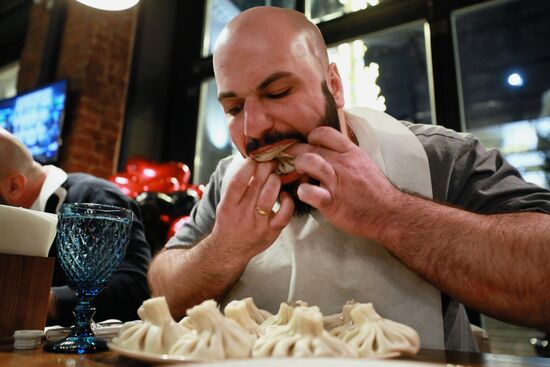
{"left": 0, "top": 0, "right": 32, "bottom": 67}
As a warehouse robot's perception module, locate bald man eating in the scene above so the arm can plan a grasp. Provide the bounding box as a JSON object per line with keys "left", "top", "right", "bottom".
{"left": 149, "top": 7, "right": 550, "bottom": 351}
{"left": 0, "top": 128, "right": 151, "bottom": 325}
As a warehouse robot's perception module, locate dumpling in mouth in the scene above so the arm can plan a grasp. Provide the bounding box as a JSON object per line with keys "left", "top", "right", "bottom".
{"left": 250, "top": 139, "right": 301, "bottom": 184}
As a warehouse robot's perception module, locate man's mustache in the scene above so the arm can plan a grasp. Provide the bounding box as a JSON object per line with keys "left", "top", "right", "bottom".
{"left": 245, "top": 131, "right": 306, "bottom": 156}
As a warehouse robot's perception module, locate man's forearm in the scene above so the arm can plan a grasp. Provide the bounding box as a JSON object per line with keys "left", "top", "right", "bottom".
{"left": 379, "top": 193, "right": 550, "bottom": 330}
{"left": 148, "top": 235, "right": 249, "bottom": 319}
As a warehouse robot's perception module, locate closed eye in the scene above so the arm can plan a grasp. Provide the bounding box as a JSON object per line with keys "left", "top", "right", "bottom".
{"left": 227, "top": 104, "right": 243, "bottom": 116}
{"left": 267, "top": 88, "right": 291, "bottom": 99}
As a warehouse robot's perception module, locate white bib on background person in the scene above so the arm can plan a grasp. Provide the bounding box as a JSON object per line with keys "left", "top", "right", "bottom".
{"left": 220, "top": 107, "right": 444, "bottom": 349}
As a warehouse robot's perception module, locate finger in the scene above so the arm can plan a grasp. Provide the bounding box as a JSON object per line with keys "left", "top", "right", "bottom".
{"left": 242, "top": 160, "right": 278, "bottom": 204}
{"left": 307, "top": 126, "right": 351, "bottom": 153}
{"left": 223, "top": 158, "right": 257, "bottom": 205}
{"left": 270, "top": 191, "right": 295, "bottom": 230}
{"left": 284, "top": 142, "right": 316, "bottom": 157}
{"left": 294, "top": 152, "right": 337, "bottom": 186}
{"left": 256, "top": 173, "right": 281, "bottom": 216}
{"left": 297, "top": 183, "right": 332, "bottom": 210}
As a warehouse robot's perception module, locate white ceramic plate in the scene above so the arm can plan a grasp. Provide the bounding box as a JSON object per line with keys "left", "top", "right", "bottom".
{"left": 108, "top": 343, "right": 436, "bottom": 367}
{"left": 159, "top": 359, "right": 438, "bottom": 367}
{"left": 108, "top": 342, "right": 208, "bottom": 364}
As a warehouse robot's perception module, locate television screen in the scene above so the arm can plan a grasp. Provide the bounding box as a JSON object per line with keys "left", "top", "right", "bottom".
{"left": 0, "top": 80, "right": 67, "bottom": 163}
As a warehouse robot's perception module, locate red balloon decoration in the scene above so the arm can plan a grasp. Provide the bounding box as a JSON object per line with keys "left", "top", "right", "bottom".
{"left": 109, "top": 157, "right": 202, "bottom": 254}
{"left": 109, "top": 157, "right": 192, "bottom": 198}
{"left": 126, "top": 157, "right": 190, "bottom": 187}
{"left": 110, "top": 172, "right": 142, "bottom": 198}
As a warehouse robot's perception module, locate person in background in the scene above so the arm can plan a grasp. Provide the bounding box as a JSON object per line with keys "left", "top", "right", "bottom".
{"left": 0, "top": 127, "right": 151, "bottom": 325}
{"left": 148, "top": 7, "right": 550, "bottom": 351}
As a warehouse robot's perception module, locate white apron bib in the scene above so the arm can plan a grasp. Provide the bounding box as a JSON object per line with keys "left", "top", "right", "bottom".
{"left": 219, "top": 107, "right": 444, "bottom": 349}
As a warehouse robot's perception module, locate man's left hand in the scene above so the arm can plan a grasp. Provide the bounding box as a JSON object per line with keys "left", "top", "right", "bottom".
{"left": 287, "top": 126, "right": 405, "bottom": 240}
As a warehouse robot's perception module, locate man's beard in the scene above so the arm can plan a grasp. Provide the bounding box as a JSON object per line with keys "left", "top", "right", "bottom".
{"left": 246, "top": 81, "right": 341, "bottom": 216}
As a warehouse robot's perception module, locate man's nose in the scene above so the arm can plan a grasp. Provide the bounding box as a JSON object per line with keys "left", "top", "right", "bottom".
{"left": 243, "top": 98, "right": 273, "bottom": 139}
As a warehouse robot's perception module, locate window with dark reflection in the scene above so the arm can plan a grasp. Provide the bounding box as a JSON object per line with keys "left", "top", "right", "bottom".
{"left": 328, "top": 22, "right": 433, "bottom": 124}
{"left": 194, "top": 78, "right": 234, "bottom": 185}
{"left": 453, "top": 0, "right": 550, "bottom": 188}
{"left": 307, "top": 0, "right": 392, "bottom": 23}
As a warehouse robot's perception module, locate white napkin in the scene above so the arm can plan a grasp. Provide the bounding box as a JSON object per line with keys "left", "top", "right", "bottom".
{"left": 44, "top": 320, "right": 123, "bottom": 342}
{"left": 0, "top": 204, "right": 57, "bottom": 257}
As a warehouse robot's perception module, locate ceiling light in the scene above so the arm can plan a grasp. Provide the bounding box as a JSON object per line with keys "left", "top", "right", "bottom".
{"left": 75, "top": 0, "right": 139, "bottom": 11}
{"left": 507, "top": 72, "right": 524, "bottom": 87}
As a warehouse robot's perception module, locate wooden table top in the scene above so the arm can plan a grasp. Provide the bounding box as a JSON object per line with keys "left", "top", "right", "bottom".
{"left": 1, "top": 344, "right": 549, "bottom": 367}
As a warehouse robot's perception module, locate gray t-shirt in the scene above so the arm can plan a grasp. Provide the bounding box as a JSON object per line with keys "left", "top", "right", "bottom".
{"left": 167, "top": 123, "right": 550, "bottom": 351}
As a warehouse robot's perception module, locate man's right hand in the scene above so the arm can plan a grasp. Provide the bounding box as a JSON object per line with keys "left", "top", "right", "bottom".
{"left": 148, "top": 157, "right": 295, "bottom": 317}
{"left": 209, "top": 158, "right": 295, "bottom": 261}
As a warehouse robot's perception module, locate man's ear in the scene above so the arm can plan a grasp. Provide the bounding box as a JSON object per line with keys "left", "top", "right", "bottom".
{"left": 326, "top": 62, "right": 345, "bottom": 108}
{"left": 0, "top": 172, "right": 27, "bottom": 206}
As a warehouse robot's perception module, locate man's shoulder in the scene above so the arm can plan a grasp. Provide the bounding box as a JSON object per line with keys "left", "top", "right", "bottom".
{"left": 403, "top": 121, "right": 471, "bottom": 143}
{"left": 345, "top": 107, "right": 474, "bottom": 149}
{"left": 65, "top": 172, "right": 118, "bottom": 190}
{"left": 218, "top": 155, "right": 235, "bottom": 170}
{"left": 212, "top": 155, "right": 237, "bottom": 181}
{"left": 63, "top": 172, "right": 128, "bottom": 203}
{"left": 401, "top": 122, "right": 478, "bottom": 159}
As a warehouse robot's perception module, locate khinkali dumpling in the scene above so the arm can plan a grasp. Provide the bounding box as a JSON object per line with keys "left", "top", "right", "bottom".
{"left": 237, "top": 297, "right": 272, "bottom": 324}
{"left": 224, "top": 299, "right": 264, "bottom": 337}
{"left": 179, "top": 316, "right": 195, "bottom": 330}
{"left": 253, "top": 306, "right": 358, "bottom": 358}
{"left": 169, "top": 300, "right": 256, "bottom": 359}
{"left": 114, "top": 296, "right": 189, "bottom": 354}
{"left": 332, "top": 303, "right": 420, "bottom": 358}
{"left": 323, "top": 300, "right": 357, "bottom": 331}
{"left": 261, "top": 302, "right": 295, "bottom": 329}
{"left": 261, "top": 300, "right": 308, "bottom": 329}
{"left": 290, "top": 300, "right": 308, "bottom": 307}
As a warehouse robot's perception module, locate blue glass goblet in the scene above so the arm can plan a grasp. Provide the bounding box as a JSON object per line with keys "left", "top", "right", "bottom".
{"left": 44, "top": 203, "right": 133, "bottom": 354}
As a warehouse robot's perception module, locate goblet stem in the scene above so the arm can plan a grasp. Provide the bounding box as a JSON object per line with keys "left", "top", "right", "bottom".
{"left": 44, "top": 297, "right": 107, "bottom": 354}
{"left": 69, "top": 299, "right": 95, "bottom": 338}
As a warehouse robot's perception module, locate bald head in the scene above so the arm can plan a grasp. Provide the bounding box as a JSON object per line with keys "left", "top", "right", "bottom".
{"left": 214, "top": 7, "right": 329, "bottom": 77}
{"left": 0, "top": 128, "right": 46, "bottom": 207}
{"left": 0, "top": 128, "right": 34, "bottom": 179}
{"left": 211, "top": 6, "right": 347, "bottom": 163}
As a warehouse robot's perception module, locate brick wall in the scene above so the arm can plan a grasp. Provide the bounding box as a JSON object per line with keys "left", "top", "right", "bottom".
{"left": 17, "top": 0, "right": 138, "bottom": 178}
{"left": 17, "top": 2, "right": 52, "bottom": 91}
